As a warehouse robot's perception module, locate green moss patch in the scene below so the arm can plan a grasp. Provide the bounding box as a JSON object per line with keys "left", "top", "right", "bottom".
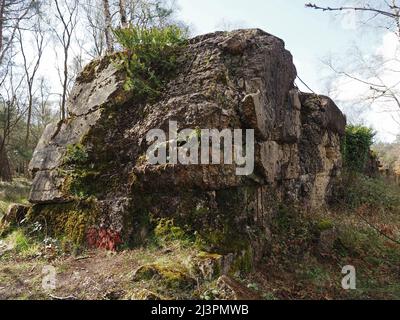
{"left": 132, "top": 263, "right": 196, "bottom": 290}
{"left": 27, "top": 199, "right": 100, "bottom": 245}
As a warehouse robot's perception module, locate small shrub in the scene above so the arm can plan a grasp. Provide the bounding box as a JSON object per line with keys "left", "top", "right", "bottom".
{"left": 64, "top": 144, "right": 89, "bottom": 165}
{"left": 113, "top": 26, "right": 187, "bottom": 101}
{"left": 342, "top": 125, "right": 376, "bottom": 172}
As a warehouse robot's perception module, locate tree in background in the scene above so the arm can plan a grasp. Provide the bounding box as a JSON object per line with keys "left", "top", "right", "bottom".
{"left": 119, "top": 0, "right": 128, "bottom": 28}
{"left": 0, "top": 0, "right": 36, "bottom": 65}
{"left": 102, "top": 0, "right": 113, "bottom": 53}
{"left": 306, "top": 1, "right": 400, "bottom": 128}
{"left": 374, "top": 134, "right": 400, "bottom": 176}
{"left": 85, "top": 0, "right": 181, "bottom": 56}
{"left": 51, "top": 0, "right": 79, "bottom": 121}
{"left": 83, "top": 0, "right": 107, "bottom": 58}
{"left": 0, "top": 68, "right": 27, "bottom": 180}
{"left": 17, "top": 11, "right": 45, "bottom": 147}
{"left": 0, "top": 0, "right": 37, "bottom": 181}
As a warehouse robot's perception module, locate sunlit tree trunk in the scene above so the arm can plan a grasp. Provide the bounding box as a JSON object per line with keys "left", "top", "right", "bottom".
{"left": 103, "top": 0, "right": 113, "bottom": 53}
{"left": 119, "top": 0, "right": 128, "bottom": 28}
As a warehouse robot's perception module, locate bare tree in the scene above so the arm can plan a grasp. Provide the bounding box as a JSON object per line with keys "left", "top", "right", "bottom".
{"left": 125, "top": 0, "right": 177, "bottom": 28}
{"left": 0, "top": 59, "right": 27, "bottom": 180}
{"left": 86, "top": 0, "right": 181, "bottom": 57}
{"left": 51, "top": 0, "right": 79, "bottom": 121}
{"left": 0, "top": 0, "right": 5, "bottom": 55}
{"left": 307, "top": 1, "right": 400, "bottom": 127}
{"left": 0, "top": 0, "right": 35, "bottom": 66}
{"left": 83, "top": 0, "right": 106, "bottom": 58}
{"left": 306, "top": 2, "right": 399, "bottom": 17}
{"left": 18, "top": 16, "right": 45, "bottom": 146}
{"left": 34, "top": 77, "right": 55, "bottom": 132}
{"left": 0, "top": 0, "right": 35, "bottom": 181}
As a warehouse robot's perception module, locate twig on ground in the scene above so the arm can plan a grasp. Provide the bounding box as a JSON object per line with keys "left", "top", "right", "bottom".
{"left": 357, "top": 213, "right": 400, "bottom": 246}
{"left": 49, "top": 293, "right": 77, "bottom": 300}
{"left": 74, "top": 255, "right": 92, "bottom": 261}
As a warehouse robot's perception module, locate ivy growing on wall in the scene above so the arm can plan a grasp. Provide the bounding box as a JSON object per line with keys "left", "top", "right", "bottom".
{"left": 342, "top": 125, "right": 376, "bottom": 172}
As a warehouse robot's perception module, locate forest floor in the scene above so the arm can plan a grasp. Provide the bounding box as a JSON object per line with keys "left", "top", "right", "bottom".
{"left": 1, "top": 177, "right": 400, "bottom": 300}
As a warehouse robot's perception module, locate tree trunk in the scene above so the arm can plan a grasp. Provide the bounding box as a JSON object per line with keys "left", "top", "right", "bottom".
{"left": 25, "top": 87, "right": 33, "bottom": 145}
{"left": 0, "top": 135, "right": 12, "bottom": 182}
{"left": 61, "top": 46, "right": 68, "bottom": 120}
{"left": 103, "top": 0, "right": 113, "bottom": 53}
{"left": 0, "top": 0, "right": 5, "bottom": 54}
{"left": 119, "top": 0, "right": 128, "bottom": 28}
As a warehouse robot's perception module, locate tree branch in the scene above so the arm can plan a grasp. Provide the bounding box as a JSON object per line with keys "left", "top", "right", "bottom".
{"left": 305, "top": 2, "right": 400, "bottom": 19}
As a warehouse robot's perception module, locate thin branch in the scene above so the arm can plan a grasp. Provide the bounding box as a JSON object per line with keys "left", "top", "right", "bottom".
{"left": 305, "top": 2, "right": 400, "bottom": 19}
{"left": 356, "top": 211, "right": 400, "bottom": 246}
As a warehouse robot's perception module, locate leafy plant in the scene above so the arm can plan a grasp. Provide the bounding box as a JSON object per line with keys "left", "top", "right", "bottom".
{"left": 342, "top": 125, "right": 376, "bottom": 172}
{"left": 113, "top": 26, "right": 187, "bottom": 101}
{"left": 64, "top": 144, "right": 89, "bottom": 165}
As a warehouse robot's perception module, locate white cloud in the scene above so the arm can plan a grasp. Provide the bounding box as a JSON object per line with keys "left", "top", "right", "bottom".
{"left": 376, "top": 32, "right": 399, "bottom": 59}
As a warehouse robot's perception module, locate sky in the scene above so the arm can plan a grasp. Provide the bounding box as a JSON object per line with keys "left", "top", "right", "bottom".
{"left": 175, "top": 0, "right": 400, "bottom": 142}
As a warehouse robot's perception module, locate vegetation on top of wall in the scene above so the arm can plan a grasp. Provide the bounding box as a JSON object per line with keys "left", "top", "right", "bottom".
{"left": 113, "top": 26, "right": 187, "bottom": 101}
{"left": 342, "top": 125, "right": 376, "bottom": 172}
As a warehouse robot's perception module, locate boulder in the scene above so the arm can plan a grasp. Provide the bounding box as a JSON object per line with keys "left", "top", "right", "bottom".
{"left": 27, "top": 29, "right": 346, "bottom": 266}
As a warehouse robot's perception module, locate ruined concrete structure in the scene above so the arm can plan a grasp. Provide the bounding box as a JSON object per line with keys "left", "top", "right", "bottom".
{"left": 28, "top": 29, "right": 346, "bottom": 262}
